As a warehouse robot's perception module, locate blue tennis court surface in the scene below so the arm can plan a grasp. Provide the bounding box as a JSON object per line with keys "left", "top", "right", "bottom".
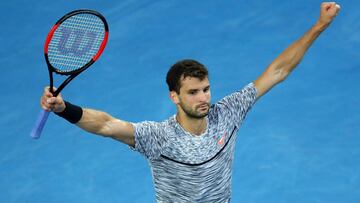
{"left": 1, "top": 0, "right": 359, "bottom": 202}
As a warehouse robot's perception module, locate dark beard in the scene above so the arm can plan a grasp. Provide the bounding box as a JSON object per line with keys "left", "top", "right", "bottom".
{"left": 180, "top": 103, "right": 210, "bottom": 119}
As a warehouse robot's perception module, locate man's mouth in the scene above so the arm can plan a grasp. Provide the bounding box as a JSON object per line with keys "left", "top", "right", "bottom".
{"left": 197, "top": 103, "right": 210, "bottom": 110}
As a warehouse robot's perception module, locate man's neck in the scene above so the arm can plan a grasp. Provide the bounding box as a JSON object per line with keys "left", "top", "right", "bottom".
{"left": 176, "top": 113, "right": 207, "bottom": 136}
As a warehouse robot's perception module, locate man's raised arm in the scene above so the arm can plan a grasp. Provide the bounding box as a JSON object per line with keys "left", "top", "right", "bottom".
{"left": 254, "top": 2, "right": 341, "bottom": 98}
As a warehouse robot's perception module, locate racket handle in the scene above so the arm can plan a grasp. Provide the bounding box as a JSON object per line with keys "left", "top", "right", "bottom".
{"left": 30, "top": 110, "right": 50, "bottom": 139}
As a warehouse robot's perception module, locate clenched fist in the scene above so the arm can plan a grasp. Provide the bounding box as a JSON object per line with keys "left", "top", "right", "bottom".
{"left": 40, "top": 87, "right": 66, "bottom": 113}
{"left": 318, "top": 2, "right": 341, "bottom": 27}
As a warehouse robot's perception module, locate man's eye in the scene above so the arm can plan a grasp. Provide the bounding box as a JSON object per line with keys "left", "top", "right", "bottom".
{"left": 189, "top": 91, "right": 197, "bottom": 95}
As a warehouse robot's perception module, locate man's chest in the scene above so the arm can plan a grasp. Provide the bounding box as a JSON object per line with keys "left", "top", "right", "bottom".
{"left": 160, "top": 125, "right": 238, "bottom": 165}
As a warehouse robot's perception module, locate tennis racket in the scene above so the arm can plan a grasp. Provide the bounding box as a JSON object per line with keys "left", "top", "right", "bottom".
{"left": 30, "top": 9, "right": 109, "bottom": 139}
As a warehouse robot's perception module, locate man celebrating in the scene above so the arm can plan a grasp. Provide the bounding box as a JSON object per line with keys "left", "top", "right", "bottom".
{"left": 40, "top": 2, "right": 340, "bottom": 202}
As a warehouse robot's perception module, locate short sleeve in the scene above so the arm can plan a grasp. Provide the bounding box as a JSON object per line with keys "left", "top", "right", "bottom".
{"left": 215, "top": 83, "right": 258, "bottom": 127}
{"left": 130, "top": 121, "right": 163, "bottom": 160}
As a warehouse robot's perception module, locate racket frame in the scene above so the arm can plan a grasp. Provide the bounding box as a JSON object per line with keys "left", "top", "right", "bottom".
{"left": 44, "top": 9, "right": 109, "bottom": 96}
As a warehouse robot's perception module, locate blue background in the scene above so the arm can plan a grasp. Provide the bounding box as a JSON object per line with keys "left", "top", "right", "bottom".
{"left": 1, "top": 0, "right": 359, "bottom": 202}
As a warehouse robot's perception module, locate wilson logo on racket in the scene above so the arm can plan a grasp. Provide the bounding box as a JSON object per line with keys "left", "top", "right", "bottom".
{"left": 57, "top": 27, "right": 98, "bottom": 57}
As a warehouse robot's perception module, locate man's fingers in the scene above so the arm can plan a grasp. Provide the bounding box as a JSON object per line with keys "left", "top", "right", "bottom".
{"left": 43, "top": 86, "right": 62, "bottom": 101}
{"left": 46, "top": 98, "right": 54, "bottom": 104}
{"left": 334, "top": 4, "right": 341, "bottom": 16}
{"left": 321, "top": 2, "right": 333, "bottom": 9}
{"left": 319, "top": 2, "right": 340, "bottom": 24}
{"left": 322, "top": 2, "right": 339, "bottom": 11}
{"left": 46, "top": 97, "right": 62, "bottom": 105}
{"left": 44, "top": 96, "right": 65, "bottom": 112}
{"left": 41, "top": 100, "right": 51, "bottom": 111}
{"left": 44, "top": 87, "right": 53, "bottom": 97}
{"left": 42, "top": 98, "right": 57, "bottom": 111}
{"left": 40, "top": 86, "right": 63, "bottom": 112}
{"left": 43, "top": 86, "right": 59, "bottom": 95}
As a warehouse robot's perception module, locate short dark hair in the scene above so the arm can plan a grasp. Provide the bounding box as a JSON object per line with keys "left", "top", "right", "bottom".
{"left": 166, "top": 59, "right": 209, "bottom": 94}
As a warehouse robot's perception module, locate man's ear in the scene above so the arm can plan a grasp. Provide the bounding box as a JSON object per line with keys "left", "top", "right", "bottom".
{"left": 169, "top": 91, "right": 180, "bottom": 104}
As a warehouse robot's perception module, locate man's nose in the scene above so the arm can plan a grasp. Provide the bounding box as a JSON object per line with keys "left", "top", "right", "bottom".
{"left": 198, "top": 91, "right": 209, "bottom": 102}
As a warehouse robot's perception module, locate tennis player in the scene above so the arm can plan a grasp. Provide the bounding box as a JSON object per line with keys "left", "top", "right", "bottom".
{"left": 40, "top": 2, "right": 340, "bottom": 202}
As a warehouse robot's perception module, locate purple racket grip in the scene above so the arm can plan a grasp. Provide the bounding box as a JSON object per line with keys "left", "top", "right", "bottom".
{"left": 30, "top": 110, "right": 50, "bottom": 139}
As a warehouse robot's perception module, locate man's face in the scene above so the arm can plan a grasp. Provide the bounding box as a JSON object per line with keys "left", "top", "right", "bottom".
{"left": 174, "top": 76, "right": 211, "bottom": 119}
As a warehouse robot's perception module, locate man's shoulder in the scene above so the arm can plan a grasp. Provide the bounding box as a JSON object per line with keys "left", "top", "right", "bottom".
{"left": 214, "top": 82, "right": 257, "bottom": 105}
{"left": 208, "top": 82, "right": 257, "bottom": 119}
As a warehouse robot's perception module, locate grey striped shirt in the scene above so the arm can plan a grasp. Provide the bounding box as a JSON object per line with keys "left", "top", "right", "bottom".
{"left": 132, "top": 83, "right": 257, "bottom": 202}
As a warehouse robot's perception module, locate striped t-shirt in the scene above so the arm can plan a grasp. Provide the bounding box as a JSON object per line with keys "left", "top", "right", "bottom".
{"left": 132, "top": 83, "right": 258, "bottom": 202}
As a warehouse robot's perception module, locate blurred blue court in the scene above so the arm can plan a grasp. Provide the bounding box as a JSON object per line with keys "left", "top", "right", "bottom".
{"left": 1, "top": 0, "right": 359, "bottom": 202}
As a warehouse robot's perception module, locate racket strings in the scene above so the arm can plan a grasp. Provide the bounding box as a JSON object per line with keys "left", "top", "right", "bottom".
{"left": 47, "top": 13, "right": 106, "bottom": 73}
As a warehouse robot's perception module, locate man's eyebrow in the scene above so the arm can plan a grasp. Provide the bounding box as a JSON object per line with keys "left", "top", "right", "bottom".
{"left": 187, "top": 85, "right": 210, "bottom": 92}
{"left": 187, "top": 88, "right": 199, "bottom": 92}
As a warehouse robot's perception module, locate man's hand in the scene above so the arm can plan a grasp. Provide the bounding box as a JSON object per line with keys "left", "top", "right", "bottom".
{"left": 40, "top": 87, "right": 66, "bottom": 113}
{"left": 318, "top": 2, "right": 341, "bottom": 28}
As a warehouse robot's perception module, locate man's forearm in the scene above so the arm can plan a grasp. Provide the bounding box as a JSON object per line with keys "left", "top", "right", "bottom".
{"left": 269, "top": 21, "right": 327, "bottom": 81}
{"left": 76, "top": 108, "right": 113, "bottom": 135}
{"left": 76, "top": 108, "right": 135, "bottom": 146}
{"left": 251, "top": 3, "right": 339, "bottom": 98}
